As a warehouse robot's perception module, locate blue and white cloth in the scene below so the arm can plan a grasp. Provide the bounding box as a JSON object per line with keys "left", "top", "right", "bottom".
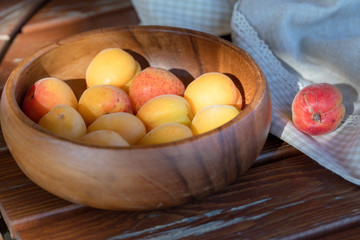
{"left": 132, "top": 0, "right": 360, "bottom": 185}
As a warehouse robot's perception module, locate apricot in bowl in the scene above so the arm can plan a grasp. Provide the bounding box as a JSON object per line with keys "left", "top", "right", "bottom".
{"left": 0, "top": 26, "right": 272, "bottom": 210}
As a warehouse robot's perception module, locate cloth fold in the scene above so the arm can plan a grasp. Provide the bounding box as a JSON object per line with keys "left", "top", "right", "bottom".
{"left": 131, "top": 0, "right": 360, "bottom": 185}
{"left": 231, "top": 0, "right": 360, "bottom": 185}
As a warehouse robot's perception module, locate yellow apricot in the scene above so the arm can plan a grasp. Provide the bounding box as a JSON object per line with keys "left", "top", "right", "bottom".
{"left": 184, "top": 72, "right": 239, "bottom": 115}
{"left": 139, "top": 123, "right": 193, "bottom": 145}
{"left": 38, "top": 104, "right": 87, "bottom": 140}
{"left": 79, "top": 130, "right": 129, "bottom": 147}
{"left": 235, "top": 87, "right": 243, "bottom": 110}
{"left": 121, "top": 61, "right": 141, "bottom": 93}
{"left": 86, "top": 48, "right": 138, "bottom": 88}
{"left": 88, "top": 112, "right": 146, "bottom": 145}
{"left": 78, "top": 85, "right": 132, "bottom": 125}
{"left": 191, "top": 105, "right": 240, "bottom": 135}
{"left": 136, "top": 94, "right": 193, "bottom": 131}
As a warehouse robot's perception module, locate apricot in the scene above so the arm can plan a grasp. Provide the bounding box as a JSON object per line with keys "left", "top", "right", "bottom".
{"left": 136, "top": 94, "right": 193, "bottom": 131}
{"left": 78, "top": 85, "right": 132, "bottom": 125}
{"left": 139, "top": 123, "right": 193, "bottom": 145}
{"left": 88, "top": 112, "right": 146, "bottom": 145}
{"left": 235, "top": 88, "right": 243, "bottom": 110}
{"left": 79, "top": 130, "right": 129, "bottom": 147}
{"left": 184, "top": 72, "right": 240, "bottom": 115}
{"left": 38, "top": 104, "right": 87, "bottom": 140}
{"left": 292, "top": 83, "right": 345, "bottom": 136}
{"left": 120, "top": 61, "right": 141, "bottom": 93}
{"left": 86, "top": 48, "right": 138, "bottom": 88}
{"left": 129, "top": 67, "right": 185, "bottom": 113}
{"left": 191, "top": 105, "right": 240, "bottom": 135}
{"left": 22, "top": 77, "right": 78, "bottom": 123}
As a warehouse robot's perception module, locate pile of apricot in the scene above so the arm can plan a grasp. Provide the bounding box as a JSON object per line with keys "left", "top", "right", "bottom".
{"left": 22, "top": 48, "right": 243, "bottom": 146}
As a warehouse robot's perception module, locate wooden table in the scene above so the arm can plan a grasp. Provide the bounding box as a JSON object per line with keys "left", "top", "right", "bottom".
{"left": 0, "top": 1, "right": 359, "bottom": 239}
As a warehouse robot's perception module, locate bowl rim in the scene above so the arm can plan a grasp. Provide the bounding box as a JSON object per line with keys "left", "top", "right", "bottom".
{"left": 3, "top": 25, "right": 267, "bottom": 150}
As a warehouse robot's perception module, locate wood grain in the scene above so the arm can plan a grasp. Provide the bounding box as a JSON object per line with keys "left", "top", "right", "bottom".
{"left": 22, "top": 0, "right": 136, "bottom": 33}
{"left": 318, "top": 227, "right": 360, "bottom": 240}
{"left": 0, "top": 0, "right": 47, "bottom": 92}
{"left": 0, "top": 40, "right": 9, "bottom": 66}
{"left": 0, "top": 134, "right": 299, "bottom": 239}
{"left": 0, "top": 0, "right": 46, "bottom": 60}
{"left": 0, "top": 125, "right": 6, "bottom": 152}
{"left": 9, "top": 155, "right": 360, "bottom": 240}
{"left": 0, "top": 151, "right": 83, "bottom": 237}
{"left": 0, "top": 0, "right": 46, "bottom": 37}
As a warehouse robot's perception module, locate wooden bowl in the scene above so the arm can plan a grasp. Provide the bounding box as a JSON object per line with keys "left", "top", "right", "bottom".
{"left": 0, "top": 26, "right": 271, "bottom": 210}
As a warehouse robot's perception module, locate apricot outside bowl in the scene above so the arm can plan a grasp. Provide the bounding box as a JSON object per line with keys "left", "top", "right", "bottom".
{"left": 0, "top": 26, "right": 271, "bottom": 210}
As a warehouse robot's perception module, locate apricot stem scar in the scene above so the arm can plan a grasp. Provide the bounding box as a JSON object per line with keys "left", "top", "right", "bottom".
{"left": 312, "top": 113, "right": 321, "bottom": 123}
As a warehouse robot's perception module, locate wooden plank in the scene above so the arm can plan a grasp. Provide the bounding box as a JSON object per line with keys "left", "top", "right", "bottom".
{"left": 11, "top": 155, "right": 360, "bottom": 240}
{"left": 0, "top": 152, "right": 31, "bottom": 195}
{"left": 0, "top": 134, "right": 299, "bottom": 239}
{"left": 0, "top": 0, "right": 46, "bottom": 59}
{"left": 0, "top": 29, "right": 75, "bottom": 90}
{"left": 0, "top": 151, "right": 85, "bottom": 239}
{"left": 318, "top": 226, "right": 360, "bottom": 239}
{"left": 0, "top": 0, "right": 46, "bottom": 36}
{"left": 0, "top": 40, "right": 7, "bottom": 96}
{"left": 0, "top": 0, "right": 47, "bottom": 94}
{"left": 0, "top": 40, "right": 10, "bottom": 67}
{"left": 0, "top": 121, "right": 7, "bottom": 152}
{"left": 0, "top": 184, "right": 84, "bottom": 238}
{"left": 22, "top": 0, "right": 137, "bottom": 34}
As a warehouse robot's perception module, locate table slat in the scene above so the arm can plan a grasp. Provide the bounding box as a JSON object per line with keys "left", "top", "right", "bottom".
{"left": 22, "top": 0, "right": 136, "bottom": 34}
{"left": 12, "top": 155, "right": 360, "bottom": 240}
{"left": 0, "top": 0, "right": 47, "bottom": 91}
{"left": 0, "top": 0, "right": 46, "bottom": 37}
{"left": 319, "top": 227, "right": 360, "bottom": 240}
{"left": 0, "top": 134, "right": 301, "bottom": 238}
